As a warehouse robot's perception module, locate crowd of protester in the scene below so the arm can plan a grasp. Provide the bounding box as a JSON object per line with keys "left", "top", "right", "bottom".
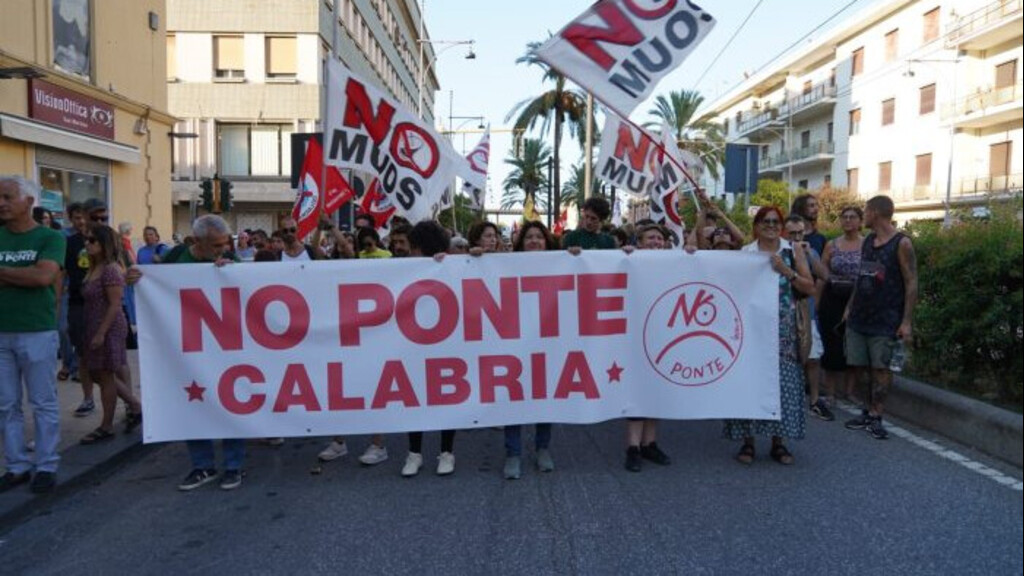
{"left": 1, "top": 173, "right": 916, "bottom": 494}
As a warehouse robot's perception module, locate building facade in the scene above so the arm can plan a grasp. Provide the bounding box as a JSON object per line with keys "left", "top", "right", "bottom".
{"left": 167, "top": 0, "right": 438, "bottom": 236}
{"left": 1, "top": 0, "right": 174, "bottom": 233}
{"left": 702, "top": 0, "right": 1022, "bottom": 222}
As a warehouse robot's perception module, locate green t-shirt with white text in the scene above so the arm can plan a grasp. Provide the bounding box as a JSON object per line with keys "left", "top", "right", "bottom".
{"left": 0, "top": 225, "right": 66, "bottom": 332}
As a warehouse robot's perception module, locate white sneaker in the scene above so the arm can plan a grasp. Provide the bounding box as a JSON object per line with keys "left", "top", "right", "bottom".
{"left": 359, "top": 444, "right": 389, "bottom": 465}
{"left": 436, "top": 451, "right": 455, "bottom": 476}
{"left": 317, "top": 440, "right": 348, "bottom": 462}
{"left": 402, "top": 452, "right": 423, "bottom": 477}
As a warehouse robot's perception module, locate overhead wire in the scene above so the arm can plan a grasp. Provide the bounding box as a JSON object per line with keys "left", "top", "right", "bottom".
{"left": 692, "top": 0, "right": 767, "bottom": 90}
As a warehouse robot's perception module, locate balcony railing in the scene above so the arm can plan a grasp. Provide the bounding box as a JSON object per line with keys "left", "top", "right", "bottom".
{"left": 736, "top": 107, "right": 780, "bottom": 136}
{"left": 946, "top": 0, "right": 1023, "bottom": 46}
{"left": 759, "top": 140, "right": 835, "bottom": 170}
{"left": 942, "top": 82, "right": 1023, "bottom": 119}
{"left": 782, "top": 83, "right": 838, "bottom": 117}
{"left": 957, "top": 173, "right": 1023, "bottom": 196}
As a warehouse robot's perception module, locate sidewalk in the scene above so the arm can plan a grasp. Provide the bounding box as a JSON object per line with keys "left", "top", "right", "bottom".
{"left": 1, "top": 351, "right": 147, "bottom": 525}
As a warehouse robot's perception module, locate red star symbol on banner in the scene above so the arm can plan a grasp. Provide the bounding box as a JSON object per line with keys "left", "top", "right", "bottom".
{"left": 184, "top": 381, "right": 206, "bottom": 402}
{"left": 607, "top": 362, "right": 624, "bottom": 383}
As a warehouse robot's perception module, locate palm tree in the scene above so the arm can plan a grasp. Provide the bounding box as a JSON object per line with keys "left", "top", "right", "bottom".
{"left": 506, "top": 41, "right": 595, "bottom": 223}
{"left": 501, "top": 138, "right": 551, "bottom": 212}
{"left": 561, "top": 162, "right": 605, "bottom": 209}
{"left": 646, "top": 90, "right": 725, "bottom": 181}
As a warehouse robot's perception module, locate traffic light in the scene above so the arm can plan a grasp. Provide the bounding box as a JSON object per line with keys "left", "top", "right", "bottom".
{"left": 199, "top": 175, "right": 233, "bottom": 214}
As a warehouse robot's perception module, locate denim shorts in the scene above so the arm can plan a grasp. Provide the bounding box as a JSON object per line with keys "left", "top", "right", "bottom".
{"left": 844, "top": 327, "right": 895, "bottom": 370}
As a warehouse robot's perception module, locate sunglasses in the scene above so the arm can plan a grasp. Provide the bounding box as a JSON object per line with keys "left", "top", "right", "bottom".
{"left": 281, "top": 227, "right": 298, "bottom": 234}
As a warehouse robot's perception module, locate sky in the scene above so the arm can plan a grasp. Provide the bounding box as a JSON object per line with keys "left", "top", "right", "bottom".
{"left": 425, "top": 0, "right": 881, "bottom": 211}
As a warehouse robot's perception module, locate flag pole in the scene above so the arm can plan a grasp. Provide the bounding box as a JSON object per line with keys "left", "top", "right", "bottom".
{"left": 583, "top": 93, "right": 594, "bottom": 201}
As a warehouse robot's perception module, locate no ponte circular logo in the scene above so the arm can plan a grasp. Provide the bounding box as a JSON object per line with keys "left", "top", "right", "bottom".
{"left": 643, "top": 282, "right": 743, "bottom": 387}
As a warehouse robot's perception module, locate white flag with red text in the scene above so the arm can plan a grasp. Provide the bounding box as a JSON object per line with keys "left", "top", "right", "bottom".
{"left": 324, "top": 59, "right": 461, "bottom": 223}
{"left": 292, "top": 138, "right": 355, "bottom": 240}
{"left": 536, "top": 0, "right": 716, "bottom": 117}
{"left": 459, "top": 129, "right": 490, "bottom": 210}
{"left": 595, "top": 115, "right": 661, "bottom": 198}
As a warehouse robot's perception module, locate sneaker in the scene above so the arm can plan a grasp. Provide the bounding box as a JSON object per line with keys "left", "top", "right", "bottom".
{"left": 317, "top": 440, "right": 348, "bottom": 462}
{"left": 220, "top": 469, "right": 243, "bottom": 490}
{"left": 503, "top": 456, "right": 522, "bottom": 480}
{"left": 30, "top": 471, "right": 56, "bottom": 494}
{"left": 640, "top": 442, "right": 671, "bottom": 466}
{"left": 73, "top": 399, "right": 95, "bottom": 417}
{"left": 625, "top": 446, "right": 642, "bottom": 472}
{"left": 177, "top": 468, "right": 218, "bottom": 491}
{"left": 436, "top": 452, "right": 455, "bottom": 476}
{"left": 0, "top": 471, "right": 31, "bottom": 493}
{"left": 358, "top": 444, "right": 389, "bottom": 465}
{"left": 845, "top": 411, "right": 872, "bottom": 430}
{"left": 810, "top": 399, "right": 835, "bottom": 421}
{"left": 401, "top": 452, "right": 423, "bottom": 477}
{"left": 536, "top": 448, "right": 555, "bottom": 473}
{"left": 866, "top": 417, "right": 889, "bottom": 440}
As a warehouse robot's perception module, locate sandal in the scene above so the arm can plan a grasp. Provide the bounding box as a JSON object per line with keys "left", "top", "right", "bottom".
{"left": 770, "top": 443, "right": 795, "bottom": 465}
{"left": 125, "top": 412, "right": 143, "bottom": 433}
{"left": 80, "top": 427, "right": 115, "bottom": 445}
{"left": 735, "top": 443, "right": 755, "bottom": 465}
{"left": 57, "top": 369, "right": 70, "bottom": 381}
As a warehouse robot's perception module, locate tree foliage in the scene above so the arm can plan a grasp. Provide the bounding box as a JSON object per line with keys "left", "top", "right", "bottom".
{"left": 645, "top": 90, "right": 725, "bottom": 180}
{"left": 501, "top": 138, "right": 550, "bottom": 211}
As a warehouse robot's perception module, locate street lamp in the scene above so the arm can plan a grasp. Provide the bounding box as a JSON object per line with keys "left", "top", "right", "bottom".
{"left": 905, "top": 54, "right": 960, "bottom": 228}
{"left": 415, "top": 0, "right": 474, "bottom": 120}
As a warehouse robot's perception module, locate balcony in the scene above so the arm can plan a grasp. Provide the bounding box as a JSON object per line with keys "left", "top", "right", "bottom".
{"left": 759, "top": 140, "right": 835, "bottom": 171}
{"left": 942, "top": 82, "right": 1024, "bottom": 128}
{"left": 956, "top": 173, "right": 1023, "bottom": 196}
{"left": 946, "top": 0, "right": 1023, "bottom": 50}
{"left": 888, "top": 174, "right": 1022, "bottom": 206}
{"left": 780, "top": 83, "right": 838, "bottom": 124}
{"left": 735, "top": 106, "right": 783, "bottom": 139}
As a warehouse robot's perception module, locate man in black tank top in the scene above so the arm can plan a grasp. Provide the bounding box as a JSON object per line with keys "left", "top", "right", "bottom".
{"left": 843, "top": 196, "right": 918, "bottom": 440}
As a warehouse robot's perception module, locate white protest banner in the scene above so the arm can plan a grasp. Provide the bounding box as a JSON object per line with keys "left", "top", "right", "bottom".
{"left": 596, "top": 115, "right": 660, "bottom": 197}
{"left": 536, "top": 0, "right": 716, "bottom": 118}
{"left": 324, "top": 58, "right": 459, "bottom": 223}
{"left": 459, "top": 129, "right": 490, "bottom": 210}
{"left": 136, "top": 252, "right": 780, "bottom": 443}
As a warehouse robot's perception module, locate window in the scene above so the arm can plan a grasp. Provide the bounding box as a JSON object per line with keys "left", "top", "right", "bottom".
{"left": 827, "top": 122, "right": 834, "bottom": 143}
{"left": 878, "top": 161, "right": 892, "bottom": 192}
{"left": 923, "top": 7, "right": 940, "bottom": 43}
{"left": 851, "top": 47, "right": 864, "bottom": 77}
{"left": 824, "top": 174, "right": 832, "bottom": 188}
{"left": 884, "top": 29, "right": 899, "bottom": 63}
{"left": 214, "top": 35, "right": 245, "bottom": 79}
{"left": 916, "top": 154, "right": 932, "bottom": 186}
{"left": 990, "top": 142, "right": 1011, "bottom": 177}
{"left": 218, "top": 123, "right": 294, "bottom": 177}
{"left": 798, "top": 179, "right": 809, "bottom": 190}
{"left": 919, "top": 84, "right": 936, "bottom": 115}
{"left": 722, "top": 118, "right": 729, "bottom": 134}
{"left": 849, "top": 108, "right": 861, "bottom": 135}
{"left": 167, "top": 35, "right": 177, "bottom": 80}
{"left": 800, "top": 130, "right": 811, "bottom": 149}
{"left": 848, "top": 168, "right": 859, "bottom": 194}
{"left": 881, "top": 98, "right": 895, "bottom": 126}
{"left": 761, "top": 145, "right": 769, "bottom": 161}
{"left": 995, "top": 60, "right": 1017, "bottom": 89}
{"left": 52, "top": 0, "right": 91, "bottom": 80}
{"left": 266, "top": 36, "right": 297, "bottom": 79}
{"left": 829, "top": 68, "right": 836, "bottom": 87}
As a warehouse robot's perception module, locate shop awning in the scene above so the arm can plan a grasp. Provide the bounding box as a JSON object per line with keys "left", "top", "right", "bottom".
{"left": 0, "top": 114, "right": 140, "bottom": 164}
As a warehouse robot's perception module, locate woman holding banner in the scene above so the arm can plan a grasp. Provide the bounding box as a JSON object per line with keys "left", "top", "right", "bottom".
{"left": 501, "top": 221, "right": 560, "bottom": 479}
{"left": 724, "top": 207, "right": 814, "bottom": 465}
{"left": 467, "top": 221, "right": 502, "bottom": 255}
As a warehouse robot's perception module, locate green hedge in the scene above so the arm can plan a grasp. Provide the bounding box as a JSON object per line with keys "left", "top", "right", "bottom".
{"left": 906, "top": 201, "right": 1023, "bottom": 410}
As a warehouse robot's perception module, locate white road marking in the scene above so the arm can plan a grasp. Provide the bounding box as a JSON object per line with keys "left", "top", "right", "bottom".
{"left": 835, "top": 401, "right": 1023, "bottom": 492}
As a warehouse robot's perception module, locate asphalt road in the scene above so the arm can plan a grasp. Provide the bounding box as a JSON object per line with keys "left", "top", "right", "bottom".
{"left": 1, "top": 411, "right": 1021, "bottom": 576}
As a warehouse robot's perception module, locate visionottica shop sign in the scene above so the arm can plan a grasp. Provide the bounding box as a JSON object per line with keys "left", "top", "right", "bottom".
{"left": 28, "top": 79, "right": 115, "bottom": 140}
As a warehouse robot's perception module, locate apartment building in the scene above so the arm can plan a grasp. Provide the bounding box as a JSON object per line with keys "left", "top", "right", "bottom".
{"left": 0, "top": 0, "right": 174, "bottom": 232}
{"left": 167, "top": 0, "right": 438, "bottom": 235}
{"left": 702, "top": 0, "right": 1022, "bottom": 222}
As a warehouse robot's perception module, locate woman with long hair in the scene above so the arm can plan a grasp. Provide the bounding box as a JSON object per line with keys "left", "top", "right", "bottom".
{"left": 467, "top": 220, "right": 502, "bottom": 254}
{"left": 723, "top": 207, "right": 815, "bottom": 465}
{"left": 503, "top": 221, "right": 559, "bottom": 479}
{"left": 79, "top": 225, "right": 142, "bottom": 443}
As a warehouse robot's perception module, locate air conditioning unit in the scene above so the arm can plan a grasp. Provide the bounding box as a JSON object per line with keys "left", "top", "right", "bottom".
{"left": 752, "top": 101, "right": 762, "bottom": 110}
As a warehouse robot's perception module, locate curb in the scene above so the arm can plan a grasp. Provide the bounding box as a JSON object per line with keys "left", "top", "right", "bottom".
{"left": 889, "top": 375, "right": 1023, "bottom": 468}
{"left": 0, "top": 435, "right": 151, "bottom": 531}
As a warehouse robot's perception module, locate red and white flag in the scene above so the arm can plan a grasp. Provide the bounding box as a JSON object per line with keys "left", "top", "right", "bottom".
{"left": 553, "top": 208, "right": 569, "bottom": 236}
{"left": 324, "top": 59, "right": 461, "bottom": 223}
{"left": 535, "top": 0, "right": 716, "bottom": 118}
{"left": 292, "top": 138, "right": 355, "bottom": 240}
{"left": 360, "top": 177, "right": 397, "bottom": 233}
{"left": 458, "top": 128, "right": 490, "bottom": 210}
